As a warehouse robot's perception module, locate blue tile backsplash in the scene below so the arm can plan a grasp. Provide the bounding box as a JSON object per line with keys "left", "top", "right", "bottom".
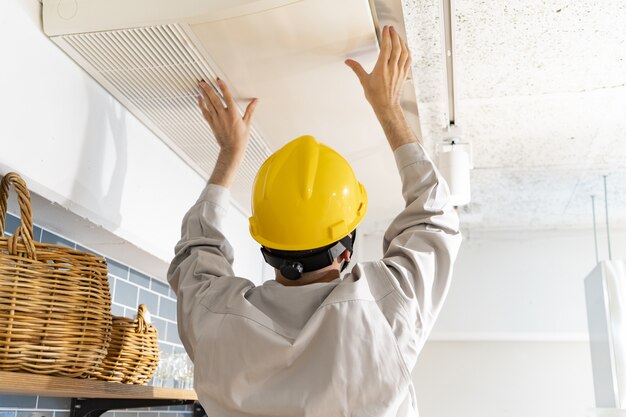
{"left": 2, "top": 212, "right": 20, "bottom": 235}
{"left": 158, "top": 297, "right": 177, "bottom": 322}
{"left": 17, "top": 410, "right": 53, "bottom": 417}
{"left": 0, "top": 396, "right": 36, "bottom": 409}
{"left": 130, "top": 269, "right": 152, "bottom": 288}
{"left": 106, "top": 258, "right": 130, "bottom": 280}
{"left": 139, "top": 289, "right": 160, "bottom": 315}
{"left": 35, "top": 398, "right": 71, "bottom": 410}
{"left": 40, "top": 230, "right": 75, "bottom": 249}
{"left": 1, "top": 212, "right": 192, "bottom": 417}
{"left": 1, "top": 214, "right": 42, "bottom": 241}
{"left": 150, "top": 280, "right": 170, "bottom": 297}
{"left": 114, "top": 279, "right": 139, "bottom": 309}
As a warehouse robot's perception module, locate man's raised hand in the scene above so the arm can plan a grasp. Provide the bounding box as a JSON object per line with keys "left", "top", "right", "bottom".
{"left": 198, "top": 79, "right": 258, "bottom": 158}
{"left": 198, "top": 79, "right": 258, "bottom": 188}
{"left": 345, "top": 25, "right": 412, "bottom": 118}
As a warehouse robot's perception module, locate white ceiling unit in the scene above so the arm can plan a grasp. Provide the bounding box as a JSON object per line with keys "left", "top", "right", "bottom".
{"left": 42, "top": 0, "right": 420, "bottom": 223}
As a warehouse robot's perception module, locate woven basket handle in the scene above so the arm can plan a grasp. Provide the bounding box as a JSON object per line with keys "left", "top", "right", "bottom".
{"left": 0, "top": 172, "right": 36, "bottom": 259}
{"left": 136, "top": 304, "right": 150, "bottom": 334}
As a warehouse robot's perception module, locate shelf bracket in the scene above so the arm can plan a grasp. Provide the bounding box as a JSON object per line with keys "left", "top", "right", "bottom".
{"left": 70, "top": 398, "right": 203, "bottom": 417}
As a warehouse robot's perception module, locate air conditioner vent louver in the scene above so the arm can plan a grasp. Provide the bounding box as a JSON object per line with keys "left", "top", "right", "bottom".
{"left": 57, "top": 23, "right": 271, "bottom": 198}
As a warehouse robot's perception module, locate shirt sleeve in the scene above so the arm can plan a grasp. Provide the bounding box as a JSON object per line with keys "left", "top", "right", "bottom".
{"left": 166, "top": 183, "right": 236, "bottom": 361}
{"left": 380, "top": 142, "right": 462, "bottom": 343}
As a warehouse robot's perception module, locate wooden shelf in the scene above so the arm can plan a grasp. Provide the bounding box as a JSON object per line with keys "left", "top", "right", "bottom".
{"left": 0, "top": 371, "right": 197, "bottom": 400}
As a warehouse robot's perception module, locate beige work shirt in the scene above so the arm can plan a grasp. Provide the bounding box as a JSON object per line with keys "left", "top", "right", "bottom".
{"left": 168, "top": 142, "right": 461, "bottom": 417}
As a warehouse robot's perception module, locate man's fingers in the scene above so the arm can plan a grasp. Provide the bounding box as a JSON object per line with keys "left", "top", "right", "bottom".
{"left": 197, "top": 94, "right": 207, "bottom": 112}
{"left": 243, "top": 98, "right": 258, "bottom": 124}
{"left": 216, "top": 79, "right": 236, "bottom": 109}
{"left": 389, "top": 26, "right": 402, "bottom": 67}
{"left": 399, "top": 38, "right": 410, "bottom": 71}
{"left": 379, "top": 25, "right": 392, "bottom": 63}
{"left": 199, "top": 80, "right": 224, "bottom": 114}
{"left": 197, "top": 95, "right": 209, "bottom": 117}
{"left": 197, "top": 95, "right": 216, "bottom": 126}
{"left": 403, "top": 51, "right": 412, "bottom": 77}
{"left": 345, "top": 59, "right": 368, "bottom": 83}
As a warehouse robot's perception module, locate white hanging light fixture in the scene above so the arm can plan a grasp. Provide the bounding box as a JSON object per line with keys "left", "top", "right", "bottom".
{"left": 438, "top": 126, "right": 472, "bottom": 206}
{"left": 585, "top": 175, "right": 626, "bottom": 411}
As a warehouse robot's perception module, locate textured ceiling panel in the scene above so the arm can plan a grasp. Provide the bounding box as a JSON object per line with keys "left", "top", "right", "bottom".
{"left": 401, "top": 0, "right": 626, "bottom": 231}
{"left": 459, "top": 169, "right": 626, "bottom": 230}
{"left": 454, "top": 0, "right": 626, "bottom": 99}
{"left": 459, "top": 88, "right": 626, "bottom": 170}
{"left": 401, "top": 0, "right": 447, "bottom": 154}
{"left": 401, "top": 0, "right": 446, "bottom": 104}
{"left": 563, "top": 171, "right": 626, "bottom": 227}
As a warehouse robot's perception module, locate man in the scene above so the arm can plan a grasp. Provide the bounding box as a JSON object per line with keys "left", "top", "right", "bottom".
{"left": 168, "top": 26, "right": 461, "bottom": 417}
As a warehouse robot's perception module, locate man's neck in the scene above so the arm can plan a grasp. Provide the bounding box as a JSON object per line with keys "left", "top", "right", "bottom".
{"left": 276, "top": 269, "right": 341, "bottom": 286}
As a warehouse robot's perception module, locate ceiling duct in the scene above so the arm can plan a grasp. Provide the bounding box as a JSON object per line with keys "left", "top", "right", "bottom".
{"left": 437, "top": 0, "right": 472, "bottom": 207}
{"left": 58, "top": 24, "right": 269, "bottom": 193}
{"left": 42, "top": 0, "right": 420, "bottom": 219}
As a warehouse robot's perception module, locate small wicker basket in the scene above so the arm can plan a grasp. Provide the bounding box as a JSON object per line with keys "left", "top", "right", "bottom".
{"left": 93, "top": 304, "right": 160, "bottom": 384}
{"left": 0, "top": 172, "right": 112, "bottom": 377}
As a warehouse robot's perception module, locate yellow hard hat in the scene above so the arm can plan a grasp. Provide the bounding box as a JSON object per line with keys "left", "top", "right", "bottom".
{"left": 249, "top": 135, "right": 368, "bottom": 251}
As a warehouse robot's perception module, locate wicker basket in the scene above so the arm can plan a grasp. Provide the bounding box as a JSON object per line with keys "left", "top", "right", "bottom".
{"left": 92, "top": 304, "right": 160, "bottom": 384}
{"left": 0, "top": 172, "right": 112, "bottom": 377}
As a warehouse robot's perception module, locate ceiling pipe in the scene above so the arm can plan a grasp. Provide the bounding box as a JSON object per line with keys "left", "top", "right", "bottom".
{"left": 603, "top": 175, "right": 613, "bottom": 260}
{"left": 437, "top": 0, "right": 473, "bottom": 207}
{"left": 591, "top": 195, "right": 599, "bottom": 264}
{"left": 441, "top": 0, "right": 457, "bottom": 126}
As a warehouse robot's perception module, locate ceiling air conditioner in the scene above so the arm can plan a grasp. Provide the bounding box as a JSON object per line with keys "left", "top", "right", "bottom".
{"left": 42, "top": 0, "right": 421, "bottom": 219}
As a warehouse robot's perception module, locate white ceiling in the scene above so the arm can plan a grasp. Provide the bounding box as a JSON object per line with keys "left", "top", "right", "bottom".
{"left": 403, "top": 0, "right": 626, "bottom": 232}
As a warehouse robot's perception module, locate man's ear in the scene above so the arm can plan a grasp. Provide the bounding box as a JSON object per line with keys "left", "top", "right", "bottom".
{"left": 340, "top": 249, "right": 351, "bottom": 262}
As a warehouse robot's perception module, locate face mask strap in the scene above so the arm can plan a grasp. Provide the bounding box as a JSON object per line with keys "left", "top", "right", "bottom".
{"left": 261, "top": 230, "right": 357, "bottom": 280}
{"left": 337, "top": 230, "right": 356, "bottom": 272}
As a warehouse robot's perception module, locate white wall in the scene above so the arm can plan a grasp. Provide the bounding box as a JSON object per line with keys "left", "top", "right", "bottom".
{"left": 0, "top": 0, "right": 264, "bottom": 282}
{"left": 435, "top": 229, "right": 626, "bottom": 338}
{"left": 360, "top": 227, "right": 626, "bottom": 416}
{"left": 413, "top": 341, "right": 593, "bottom": 417}
{"left": 361, "top": 227, "right": 626, "bottom": 338}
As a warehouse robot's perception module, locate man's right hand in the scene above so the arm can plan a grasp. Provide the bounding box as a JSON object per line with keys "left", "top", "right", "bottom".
{"left": 198, "top": 80, "right": 257, "bottom": 158}
{"left": 198, "top": 79, "right": 258, "bottom": 188}
{"left": 345, "top": 25, "right": 419, "bottom": 149}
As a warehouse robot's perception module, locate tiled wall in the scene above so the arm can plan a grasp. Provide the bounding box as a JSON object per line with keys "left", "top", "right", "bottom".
{"left": 0, "top": 212, "right": 193, "bottom": 417}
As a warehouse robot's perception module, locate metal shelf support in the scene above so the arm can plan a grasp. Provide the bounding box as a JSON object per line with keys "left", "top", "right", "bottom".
{"left": 70, "top": 398, "right": 203, "bottom": 417}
